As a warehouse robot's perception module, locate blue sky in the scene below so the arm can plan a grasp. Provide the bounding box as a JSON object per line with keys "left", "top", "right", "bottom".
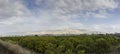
{"left": 0, "top": 0, "right": 120, "bottom": 34}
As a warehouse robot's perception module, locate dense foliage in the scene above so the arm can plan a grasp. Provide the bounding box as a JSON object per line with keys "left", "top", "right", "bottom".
{"left": 1, "top": 34, "right": 120, "bottom": 54}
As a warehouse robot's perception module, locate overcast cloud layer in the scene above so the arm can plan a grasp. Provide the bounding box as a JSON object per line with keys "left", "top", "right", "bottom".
{"left": 0, "top": 0, "right": 120, "bottom": 35}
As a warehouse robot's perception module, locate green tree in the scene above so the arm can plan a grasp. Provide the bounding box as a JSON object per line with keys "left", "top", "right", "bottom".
{"left": 95, "top": 38, "right": 111, "bottom": 54}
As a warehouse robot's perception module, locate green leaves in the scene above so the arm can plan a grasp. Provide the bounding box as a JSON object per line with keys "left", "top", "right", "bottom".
{"left": 1, "top": 35, "right": 120, "bottom": 54}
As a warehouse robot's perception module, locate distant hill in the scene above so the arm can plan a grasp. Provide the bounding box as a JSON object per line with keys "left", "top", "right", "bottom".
{"left": 1, "top": 28, "right": 102, "bottom": 36}
{"left": 25, "top": 28, "right": 101, "bottom": 35}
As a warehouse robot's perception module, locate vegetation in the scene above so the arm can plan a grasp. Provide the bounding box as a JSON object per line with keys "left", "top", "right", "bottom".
{"left": 1, "top": 34, "right": 120, "bottom": 54}
{"left": 0, "top": 40, "right": 32, "bottom": 54}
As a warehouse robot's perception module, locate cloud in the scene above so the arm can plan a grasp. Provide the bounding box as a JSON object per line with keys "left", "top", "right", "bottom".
{"left": 0, "top": 0, "right": 119, "bottom": 34}
{"left": 0, "top": 0, "right": 31, "bottom": 23}
{"left": 0, "top": 0, "right": 33, "bottom": 33}
{"left": 90, "top": 24, "right": 120, "bottom": 33}
{"left": 33, "top": 0, "right": 118, "bottom": 19}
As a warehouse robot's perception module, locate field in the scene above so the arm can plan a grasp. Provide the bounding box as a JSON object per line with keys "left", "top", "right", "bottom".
{"left": 1, "top": 34, "right": 120, "bottom": 54}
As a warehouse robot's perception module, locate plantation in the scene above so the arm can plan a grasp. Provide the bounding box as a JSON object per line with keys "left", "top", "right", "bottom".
{"left": 1, "top": 34, "right": 120, "bottom": 54}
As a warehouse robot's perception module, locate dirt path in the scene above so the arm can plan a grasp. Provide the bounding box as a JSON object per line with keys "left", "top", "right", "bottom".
{"left": 0, "top": 40, "right": 32, "bottom": 54}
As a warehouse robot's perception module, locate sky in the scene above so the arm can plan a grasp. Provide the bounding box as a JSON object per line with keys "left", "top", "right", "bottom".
{"left": 0, "top": 0, "right": 120, "bottom": 35}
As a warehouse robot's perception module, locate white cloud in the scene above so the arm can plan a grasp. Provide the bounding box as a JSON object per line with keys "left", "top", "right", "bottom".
{"left": 34, "top": 0, "right": 118, "bottom": 19}
{"left": 0, "top": 0, "right": 119, "bottom": 34}
{"left": 0, "top": 0, "right": 31, "bottom": 23}
{"left": 90, "top": 24, "right": 120, "bottom": 33}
